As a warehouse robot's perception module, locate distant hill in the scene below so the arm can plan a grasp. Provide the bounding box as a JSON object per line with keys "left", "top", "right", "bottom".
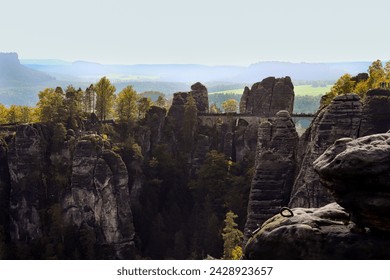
{"left": 0, "top": 52, "right": 55, "bottom": 87}
{"left": 22, "top": 59, "right": 373, "bottom": 84}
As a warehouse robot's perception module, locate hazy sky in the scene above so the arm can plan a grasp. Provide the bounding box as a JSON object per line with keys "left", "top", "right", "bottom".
{"left": 0, "top": 0, "right": 388, "bottom": 65}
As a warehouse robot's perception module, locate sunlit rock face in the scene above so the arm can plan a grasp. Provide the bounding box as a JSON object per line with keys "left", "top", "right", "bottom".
{"left": 314, "top": 132, "right": 390, "bottom": 232}
{"left": 289, "top": 93, "right": 362, "bottom": 208}
{"left": 239, "top": 76, "right": 294, "bottom": 117}
{"left": 244, "top": 202, "right": 390, "bottom": 260}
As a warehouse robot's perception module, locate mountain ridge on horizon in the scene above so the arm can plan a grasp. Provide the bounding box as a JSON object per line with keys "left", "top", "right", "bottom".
{"left": 18, "top": 56, "right": 373, "bottom": 84}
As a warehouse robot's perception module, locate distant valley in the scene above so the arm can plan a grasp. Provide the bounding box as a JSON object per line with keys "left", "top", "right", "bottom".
{"left": 0, "top": 52, "right": 372, "bottom": 110}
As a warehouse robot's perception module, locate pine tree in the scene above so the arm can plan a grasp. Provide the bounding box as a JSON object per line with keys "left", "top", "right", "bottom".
{"left": 222, "top": 211, "right": 243, "bottom": 260}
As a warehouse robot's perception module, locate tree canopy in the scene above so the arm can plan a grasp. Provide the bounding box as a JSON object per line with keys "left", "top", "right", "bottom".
{"left": 221, "top": 99, "right": 238, "bottom": 113}
{"left": 95, "top": 77, "right": 116, "bottom": 121}
{"left": 115, "top": 85, "right": 138, "bottom": 122}
{"left": 322, "top": 59, "right": 390, "bottom": 105}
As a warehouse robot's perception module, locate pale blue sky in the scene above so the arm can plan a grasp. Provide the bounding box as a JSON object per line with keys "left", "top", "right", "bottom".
{"left": 0, "top": 0, "right": 388, "bottom": 65}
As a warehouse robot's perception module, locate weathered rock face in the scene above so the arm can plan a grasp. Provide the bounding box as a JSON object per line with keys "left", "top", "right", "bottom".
{"left": 62, "top": 136, "right": 134, "bottom": 258}
{"left": 168, "top": 82, "right": 208, "bottom": 122}
{"left": 359, "top": 89, "right": 390, "bottom": 137}
{"left": 289, "top": 93, "right": 362, "bottom": 208}
{"left": 167, "top": 84, "right": 204, "bottom": 143}
{"left": 7, "top": 124, "right": 48, "bottom": 241}
{"left": 0, "top": 138, "right": 10, "bottom": 231}
{"left": 191, "top": 82, "right": 209, "bottom": 113}
{"left": 234, "top": 122, "right": 258, "bottom": 162}
{"left": 314, "top": 132, "right": 390, "bottom": 232}
{"left": 244, "top": 203, "right": 390, "bottom": 259}
{"left": 239, "top": 77, "right": 294, "bottom": 117}
{"left": 5, "top": 125, "right": 135, "bottom": 259}
{"left": 244, "top": 111, "right": 298, "bottom": 241}
{"left": 145, "top": 106, "right": 166, "bottom": 149}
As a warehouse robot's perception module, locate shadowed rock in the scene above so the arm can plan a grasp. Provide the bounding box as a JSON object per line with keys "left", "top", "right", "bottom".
{"left": 244, "top": 111, "right": 298, "bottom": 242}
{"left": 314, "top": 132, "right": 390, "bottom": 232}
{"left": 359, "top": 89, "right": 390, "bottom": 136}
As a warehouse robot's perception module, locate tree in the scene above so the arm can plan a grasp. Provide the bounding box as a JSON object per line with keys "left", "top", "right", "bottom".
{"left": 83, "top": 84, "right": 95, "bottom": 114}
{"left": 36, "top": 88, "right": 66, "bottom": 123}
{"left": 52, "top": 123, "right": 67, "bottom": 150}
{"left": 6, "top": 105, "right": 20, "bottom": 123}
{"left": 95, "top": 77, "right": 116, "bottom": 121}
{"left": 155, "top": 95, "right": 167, "bottom": 108}
{"left": 209, "top": 103, "right": 221, "bottom": 113}
{"left": 222, "top": 99, "right": 238, "bottom": 113}
{"left": 115, "top": 85, "right": 138, "bottom": 122}
{"left": 19, "top": 106, "right": 33, "bottom": 123}
{"left": 367, "top": 59, "right": 385, "bottom": 88}
{"left": 64, "top": 85, "right": 84, "bottom": 129}
{"left": 137, "top": 97, "right": 152, "bottom": 119}
{"left": 222, "top": 211, "right": 243, "bottom": 260}
{"left": 385, "top": 61, "right": 390, "bottom": 81}
{"left": 0, "top": 104, "right": 7, "bottom": 124}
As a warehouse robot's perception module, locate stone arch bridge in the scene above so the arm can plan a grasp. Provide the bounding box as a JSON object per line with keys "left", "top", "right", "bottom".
{"left": 197, "top": 112, "right": 315, "bottom": 128}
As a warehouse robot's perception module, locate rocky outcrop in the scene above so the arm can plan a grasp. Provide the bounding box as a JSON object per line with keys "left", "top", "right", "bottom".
{"left": 359, "top": 89, "right": 390, "bottom": 137}
{"left": 5, "top": 125, "right": 135, "bottom": 259}
{"left": 191, "top": 82, "right": 209, "bottom": 113}
{"left": 351, "top": 73, "right": 369, "bottom": 83}
{"left": 7, "top": 124, "right": 49, "bottom": 241}
{"left": 239, "top": 77, "right": 294, "bottom": 117}
{"left": 289, "top": 93, "right": 362, "bottom": 208}
{"left": 244, "top": 111, "right": 298, "bottom": 241}
{"left": 314, "top": 132, "right": 390, "bottom": 232}
{"left": 145, "top": 106, "right": 166, "bottom": 149}
{"left": 0, "top": 138, "right": 10, "bottom": 234}
{"left": 62, "top": 136, "right": 135, "bottom": 258}
{"left": 167, "top": 84, "right": 202, "bottom": 143}
{"left": 244, "top": 203, "right": 390, "bottom": 259}
{"left": 245, "top": 130, "right": 390, "bottom": 260}
{"left": 168, "top": 82, "right": 208, "bottom": 122}
{"left": 234, "top": 122, "right": 258, "bottom": 162}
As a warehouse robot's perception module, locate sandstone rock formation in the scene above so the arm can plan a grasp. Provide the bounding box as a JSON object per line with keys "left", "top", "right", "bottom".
{"left": 244, "top": 111, "right": 298, "bottom": 241}
{"left": 168, "top": 82, "right": 209, "bottom": 121}
{"left": 191, "top": 82, "right": 209, "bottom": 113}
{"left": 5, "top": 125, "right": 135, "bottom": 258}
{"left": 245, "top": 130, "right": 390, "bottom": 260}
{"left": 289, "top": 93, "right": 362, "bottom": 208}
{"left": 167, "top": 83, "right": 207, "bottom": 144}
{"left": 359, "top": 89, "right": 390, "bottom": 137}
{"left": 239, "top": 77, "right": 294, "bottom": 117}
{"left": 244, "top": 203, "right": 390, "bottom": 259}
{"left": 7, "top": 124, "right": 48, "bottom": 241}
{"left": 314, "top": 132, "right": 390, "bottom": 232}
{"left": 63, "top": 137, "right": 134, "bottom": 258}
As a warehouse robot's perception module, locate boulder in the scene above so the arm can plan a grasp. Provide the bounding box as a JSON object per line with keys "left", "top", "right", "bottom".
{"left": 314, "top": 132, "right": 390, "bottom": 232}
{"left": 244, "top": 203, "right": 390, "bottom": 259}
